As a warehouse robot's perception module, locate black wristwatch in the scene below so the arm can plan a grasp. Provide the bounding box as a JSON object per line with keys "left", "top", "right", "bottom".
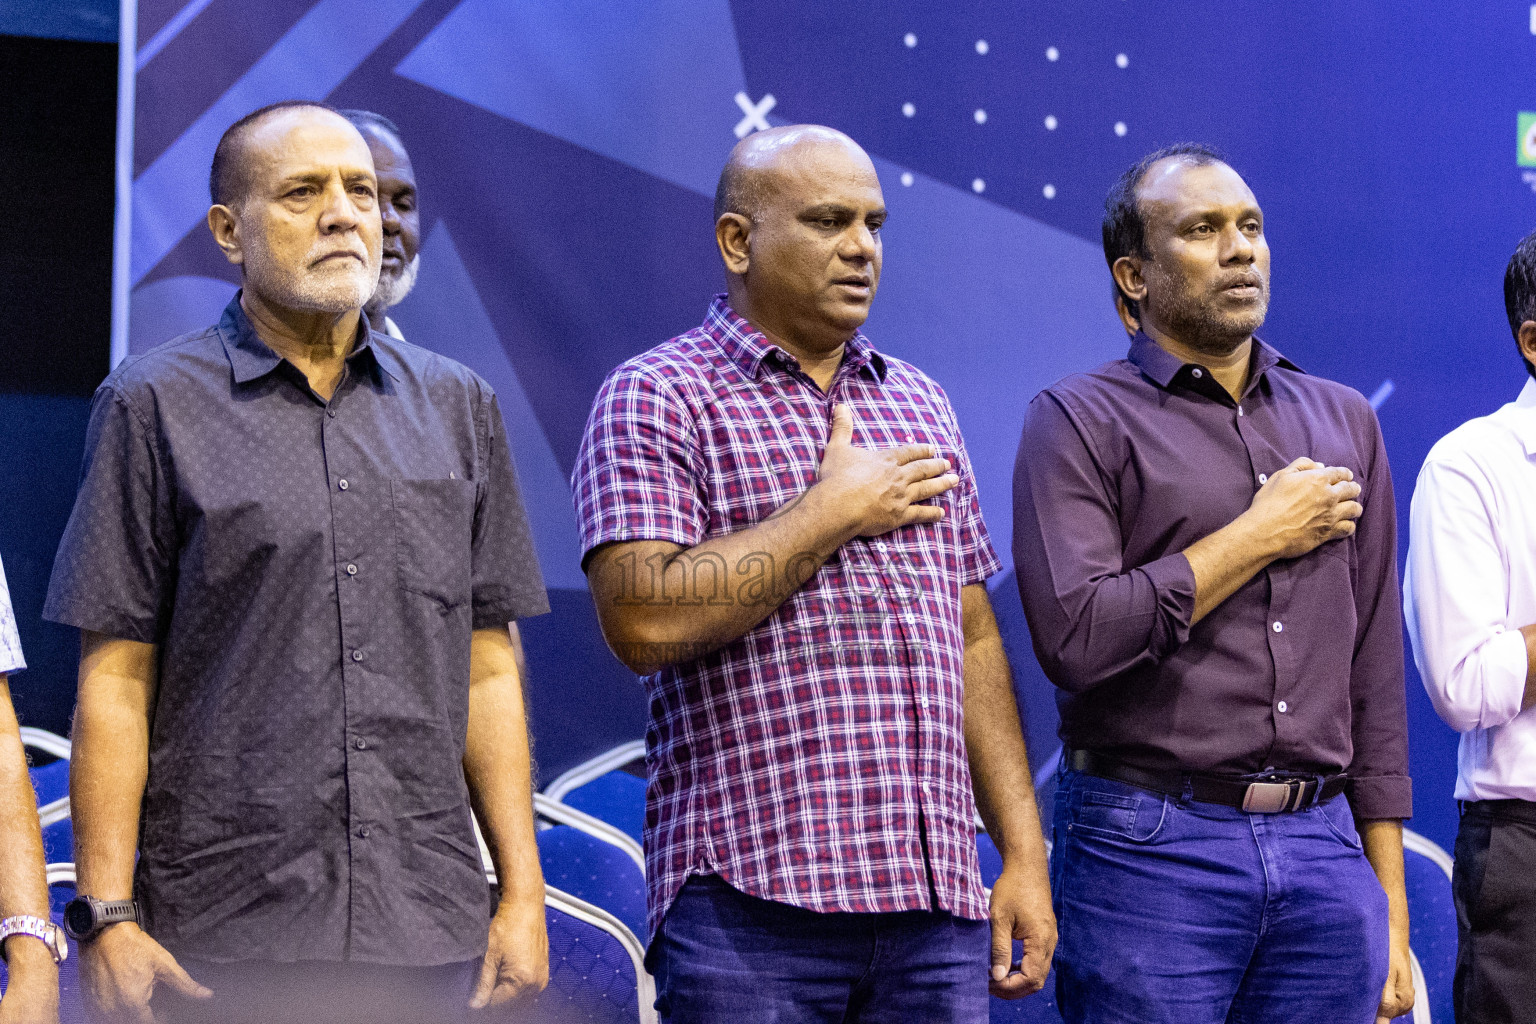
{"left": 62, "top": 896, "right": 142, "bottom": 942}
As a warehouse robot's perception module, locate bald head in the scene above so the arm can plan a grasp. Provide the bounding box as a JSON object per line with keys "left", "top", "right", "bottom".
{"left": 713, "top": 125, "right": 874, "bottom": 223}
{"left": 210, "top": 100, "right": 355, "bottom": 210}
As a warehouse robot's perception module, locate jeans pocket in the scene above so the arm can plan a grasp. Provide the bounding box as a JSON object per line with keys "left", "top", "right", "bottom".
{"left": 1318, "top": 795, "right": 1364, "bottom": 850}
{"left": 1069, "top": 784, "right": 1167, "bottom": 843}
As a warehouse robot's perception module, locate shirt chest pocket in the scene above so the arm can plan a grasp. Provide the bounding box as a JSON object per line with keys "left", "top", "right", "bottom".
{"left": 391, "top": 478, "right": 476, "bottom": 610}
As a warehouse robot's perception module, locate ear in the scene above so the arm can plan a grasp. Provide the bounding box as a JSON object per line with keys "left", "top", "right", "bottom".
{"left": 1114, "top": 291, "right": 1140, "bottom": 338}
{"left": 1111, "top": 255, "right": 1146, "bottom": 307}
{"left": 1520, "top": 320, "right": 1536, "bottom": 374}
{"left": 207, "top": 204, "right": 244, "bottom": 267}
{"left": 715, "top": 213, "right": 752, "bottom": 276}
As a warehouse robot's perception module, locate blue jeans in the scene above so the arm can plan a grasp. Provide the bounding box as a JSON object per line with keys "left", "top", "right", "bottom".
{"left": 649, "top": 874, "right": 989, "bottom": 1023}
{"left": 1052, "top": 768, "right": 1389, "bottom": 1024}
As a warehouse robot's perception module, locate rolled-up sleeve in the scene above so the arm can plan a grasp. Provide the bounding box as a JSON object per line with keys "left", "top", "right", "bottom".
{"left": 1011, "top": 391, "right": 1195, "bottom": 694}
{"left": 1345, "top": 415, "right": 1412, "bottom": 820}
{"left": 44, "top": 386, "right": 176, "bottom": 643}
{"left": 470, "top": 385, "right": 550, "bottom": 627}
{"left": 571, "top": 364, "right": 707, "bottom": 569}
{"left": 1406, "top": 456, "right": 1528, "bottom": 736}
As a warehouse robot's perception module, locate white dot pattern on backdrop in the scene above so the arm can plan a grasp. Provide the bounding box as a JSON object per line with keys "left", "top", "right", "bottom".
{"left": 975, "top": 39, "right": 988, "bottom": 55}
{"left": 1044, "top": 115, "right": 1058, "bottom": 131}
{"left": 1046, "top": 45, "right": 1059, "bottom": 61}
{"left": 972, "top": 178, "right": 985, "bottom": 193}
{"left": 900, "top": 172, "right": 914, "bottom": 186}
{"left": 0, "top": 554, "right": 25, "bottom": 673}
{"left": 902, "top": 102, "right": 915, "bottom": 117}
{"left": 1116, "top": 52, "right": 1129, "bottom": 68}
{"left": 904, "top": 32, "right": 917, "bottom": 47}
{"left": 974, "top": 109, "right": 987, "bottom": 124}
{"left": 1115, "top": 121, "right": 1128, "bottom": 136}
{"left": 1043, "top": 184, "right": 1057, "bottom": 199}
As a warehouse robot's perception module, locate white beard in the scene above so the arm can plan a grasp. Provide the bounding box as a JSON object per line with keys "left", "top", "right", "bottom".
{"left": 369, "top": 253, "right": 420, "bottom": 312}
{"left": 243, "top": 233, "right": 379, "bottom": 314}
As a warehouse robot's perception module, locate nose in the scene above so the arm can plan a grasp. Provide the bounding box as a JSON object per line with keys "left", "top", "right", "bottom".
{"left": 1221, "top": 223, "right": 1255, "bottom": 265}
{"left": 839, "top": 223, "right": 877, "bottom": 265}
{"left": 380, "top": 199, "right": 401, "bottom": 236}
{"left": 317, "top": 180, "right": 360, "bottom": 234}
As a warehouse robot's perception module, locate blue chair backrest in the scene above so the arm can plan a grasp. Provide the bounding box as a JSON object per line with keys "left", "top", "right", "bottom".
{"left": 526, "top": 900, "right": 642, "bottom": 1024}
{"left": 29, "top": 759, "right": 68, "bottom": 808}
{"left": 538, "top": 825, "right": 647, "bottom": 942}
{"left": 1403, "top": 830, "right": 1454, "bottom": 1024}
{"left": 561, "top": 771, "right": 647, "bottom": 847}
{"left": 41, "top": 816, "right": 73, "bottom": 864}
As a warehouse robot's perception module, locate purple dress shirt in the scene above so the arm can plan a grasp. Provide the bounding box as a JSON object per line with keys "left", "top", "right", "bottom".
{"left": 1012, "top": 332, "right": 1411, "bottom": 820}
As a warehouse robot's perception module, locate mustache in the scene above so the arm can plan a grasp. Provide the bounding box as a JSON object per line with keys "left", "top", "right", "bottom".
{"left": 1216, "top": 270, "right": 1265, "bottom": 291}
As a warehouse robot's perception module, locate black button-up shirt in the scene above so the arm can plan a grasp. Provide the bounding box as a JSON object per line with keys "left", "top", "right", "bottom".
{"left": 1012, "top": 333, "right": 1411, "bottom": 820}
{"left": 45, "top": 297, "right": 549, "bottom": 964}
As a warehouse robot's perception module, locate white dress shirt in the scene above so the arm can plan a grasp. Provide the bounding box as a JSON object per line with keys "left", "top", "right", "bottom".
{"left": 1406, "top": 378, "right": 1536, "bottom": 801}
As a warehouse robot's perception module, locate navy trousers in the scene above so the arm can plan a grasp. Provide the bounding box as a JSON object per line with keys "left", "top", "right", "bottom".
{"left": 1052, "top": 768, "right": 1389, "bottom": 1024}
{"left": 649, "top": 873, "right": 990, "bottom": 1023}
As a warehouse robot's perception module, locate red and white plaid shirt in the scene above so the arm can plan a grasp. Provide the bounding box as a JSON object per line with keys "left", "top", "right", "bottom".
{"left": 572, "top": 297, "right": 998, "bottom": 939}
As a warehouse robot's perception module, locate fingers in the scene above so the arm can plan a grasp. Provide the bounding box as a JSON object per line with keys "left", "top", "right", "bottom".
{"left": 156, "top": 955, "right": 212, "bottom": 1001}
{"left": 988, "top": 916, "right": 1012, "bottom": 985}
{"left": 900, "top": 456, "right": 952, "bottom": 481}
{"left": 1277, "top": 457, "right": 1318, "bottom": 476}
{"left": 468, "top": 956, "right": 498, "bottom": 1010}
{"left": 909, "top": 474, "right": 960, "bottom": 502}
{"left": 892, "top": 443, "right": 940, "bottom": 465}
{"left": 827, "top": 404, "right": 853, "bottom": 449}
{"left": 898, "top": 504, "right": 946, "bottom": 527}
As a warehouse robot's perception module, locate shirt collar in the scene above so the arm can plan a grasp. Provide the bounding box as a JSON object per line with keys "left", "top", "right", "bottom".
{"left": 217, "top": 293, "right": 399, "bottom": 385}
{"left": 1127, "top": 330, "right": 1301, "bottom": 395}
{"left": 702, "top": 294, "right": 888, "bottom": 383}
{"left": 1513, "top": 378, "right": 1536, "bottom": 456}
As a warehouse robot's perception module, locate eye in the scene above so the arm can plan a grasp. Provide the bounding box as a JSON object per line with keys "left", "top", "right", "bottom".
{"left": 1190, "top": 223, "right": 1214, "bottom": 236}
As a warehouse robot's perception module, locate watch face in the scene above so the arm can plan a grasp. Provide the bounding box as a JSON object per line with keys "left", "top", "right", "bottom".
{"left": 63, "top": 900, "right": 94, "bottom": 938}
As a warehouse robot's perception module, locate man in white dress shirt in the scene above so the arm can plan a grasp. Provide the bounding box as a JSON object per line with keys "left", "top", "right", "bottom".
{"left": 1406, "top": 229, "right": 1536, "bottom": 1022}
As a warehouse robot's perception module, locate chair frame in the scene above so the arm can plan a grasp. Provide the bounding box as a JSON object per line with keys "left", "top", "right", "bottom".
{"left": 23, "top": 728, "right": 72, "bottom": 828}
{"left": 1402, "top": 827, "right": 1453, "bottom": 882}
{"left": 544, "top": 741, "right": 646, "bottom": 802}
{"left": 542, "top": 882, "right": 657, "bottom": 1024}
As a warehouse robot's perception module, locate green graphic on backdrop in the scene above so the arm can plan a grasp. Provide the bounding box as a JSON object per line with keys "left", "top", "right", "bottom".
{"left": 1520, "top": 112, "right": 1536, "bottom": 166}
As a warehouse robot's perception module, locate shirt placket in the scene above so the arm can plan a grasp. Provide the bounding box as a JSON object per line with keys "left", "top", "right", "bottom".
{"left": 320, "top": 382, "right": 377, "bottom": 948}
{"left": 1233, "top": 388, "right": 1297, "bottom": 760}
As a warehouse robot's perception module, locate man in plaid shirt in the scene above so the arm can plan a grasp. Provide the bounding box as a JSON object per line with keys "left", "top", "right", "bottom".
{"left": 572, "top": 125, "right": 1055, "bottom": 1022}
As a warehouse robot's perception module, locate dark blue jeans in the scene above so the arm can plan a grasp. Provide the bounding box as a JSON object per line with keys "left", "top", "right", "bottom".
{"left": 649, "top": 874, "right": 989, "bottom": 1023}
{"left": 1052, "top": 768, "right": 1389, "bottom": 1024}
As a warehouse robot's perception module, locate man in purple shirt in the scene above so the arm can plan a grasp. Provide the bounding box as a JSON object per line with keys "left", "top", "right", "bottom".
{"left": 1013, "top": 144, "right": 1414, "bottom": 1023}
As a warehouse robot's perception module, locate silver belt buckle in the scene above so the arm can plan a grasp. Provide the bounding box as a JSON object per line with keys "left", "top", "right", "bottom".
{"left": 1241, "top": 781, "right": 1297, "bottom": 813}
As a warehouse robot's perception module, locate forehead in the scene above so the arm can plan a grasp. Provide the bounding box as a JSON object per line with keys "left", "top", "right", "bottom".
{"left": 244, "top": 109, "right": 374, "bottom": 181}
{"left": 762, "top": 139, "right": 883, "bottom": 209}
{"left": 1137, "top": 159, "right": 1257, "bottom": 221}
{"left": 360, "top": 126, "right": 416, "bottom": 182}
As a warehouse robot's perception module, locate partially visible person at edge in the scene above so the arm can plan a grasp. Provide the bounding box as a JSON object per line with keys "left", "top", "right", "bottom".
{"left": 572, "top": 124, "right": 1056, "bottom": 1023}
{"left": 341, "top": 108, "right": 532, "bottom": 687}
{"left": 44, "top": 100, "right": 550, "bottom": 1023}
{"left": 1406, "top": 228, "right": 1536, "bottom": 1022}
{"left": 1013, "top": 143, "right": 1414, "bottom": 1023}
{"left": 0, "top": 552, "right": 63, "bottom": 1024}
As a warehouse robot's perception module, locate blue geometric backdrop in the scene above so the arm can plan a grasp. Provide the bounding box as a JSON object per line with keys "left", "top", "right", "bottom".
{"left": 122, "top": 0, "right": 1536, "bottom": 852}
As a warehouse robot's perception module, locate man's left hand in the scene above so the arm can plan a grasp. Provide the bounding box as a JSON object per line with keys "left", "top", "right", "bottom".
{"left": 987, "top": 863, "right": 1057, "bottom": 999}
{"left": 1375, "top": 924, "right": 1414, "bottom": 1023}
{"left": 469, "top": 896, "right": 549, "bottom": 1013}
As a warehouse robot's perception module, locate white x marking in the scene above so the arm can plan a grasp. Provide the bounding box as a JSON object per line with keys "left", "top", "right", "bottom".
{"left": 734, "top": 92, "right": 777, "bottom": 138}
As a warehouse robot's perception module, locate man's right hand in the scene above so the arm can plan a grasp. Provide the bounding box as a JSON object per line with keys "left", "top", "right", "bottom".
{"left": 817, "top": 404, "right": 961, "bottom": 538}
{"left": 1243, "top": 457, "right": 1363, "bottom": 560}
{"left": 81, "top": 924, "right": 211, "bottom": 1023}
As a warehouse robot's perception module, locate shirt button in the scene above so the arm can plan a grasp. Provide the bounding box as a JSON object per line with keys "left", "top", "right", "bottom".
{"left": 346, "top": 564, "right": 358, "bottom": 576}
{"left": 919, "top": 695, "right": 930, "bottom": 710}
{"left": 338, "top": 479, "right": 349, "bottom": 491}
{"left": 351, "top": 649, "right": 365, "bottom": 662}
{"left": 876, "top": 542, "right": 889, "bottom": 553}
{"left": 1258, "top": 473, "right": 1268, "bottom": 484}
{"left": 1277, "top": 701, "right": 1289, "bottom": 713}
{"left": 1191, "top": 367, "right": 1204, "bottom": 378}
{"left": 327, "top": 409, "right": 336, "bottom": 419}
{"left": 1238, "top": 406, "right": 1245, "bottom": 417}
{"left": 354, "top": 737, "right": 368, "bottom": 750}
{"left": 1272, "top": 621, "right": 1283, "bottom": 633}
{"left": 356, "top": 826, "right": 370, "bottom": 839}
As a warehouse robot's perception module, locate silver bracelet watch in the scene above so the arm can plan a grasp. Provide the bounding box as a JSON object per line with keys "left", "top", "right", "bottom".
{"left": 0, "top": 914, "right": 68, "bottom": 964}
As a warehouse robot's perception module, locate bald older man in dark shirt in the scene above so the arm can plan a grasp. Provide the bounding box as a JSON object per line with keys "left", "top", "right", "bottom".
{"left": 46, "top": 100, "right": 549, "bottom": 1024}
{"left": 1014, "top": 145, "right": 1414, "bottom": 1024}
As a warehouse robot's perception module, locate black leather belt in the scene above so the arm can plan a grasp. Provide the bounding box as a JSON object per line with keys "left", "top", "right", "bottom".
{"left": 1067, "top": 749, "right": 1348, "bottom": 814}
